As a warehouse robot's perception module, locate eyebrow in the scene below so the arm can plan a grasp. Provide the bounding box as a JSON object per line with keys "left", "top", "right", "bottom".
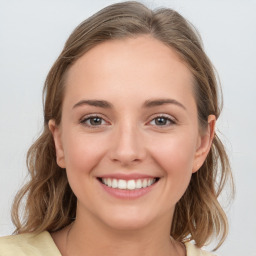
{"left": 143, "top": 98, "right": 186, "bottom": 110}
{"left": 73, "top": 100, "right": 113, "bottom": 109}
{"left": 72, "top": 98, "right": 186, "bottom": 110}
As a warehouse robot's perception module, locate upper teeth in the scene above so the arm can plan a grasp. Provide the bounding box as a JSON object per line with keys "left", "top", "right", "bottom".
{"left": 101, "top": 178, "right": 156, "bottom": 190}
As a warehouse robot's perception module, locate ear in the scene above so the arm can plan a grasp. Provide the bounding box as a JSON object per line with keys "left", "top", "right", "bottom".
{"left": 48, "top": 119, "right": 66, "bottom": 168}
{"left": 192, "top": 115, "right": 216, "bottom": 173}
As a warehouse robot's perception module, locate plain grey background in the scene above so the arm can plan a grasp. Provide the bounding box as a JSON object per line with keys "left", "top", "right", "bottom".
{"left": 0, "top": 0, "right": 255, "bottom": 255}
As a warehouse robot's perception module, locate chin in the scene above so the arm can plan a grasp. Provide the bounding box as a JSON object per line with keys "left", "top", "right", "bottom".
{"left": 99, "top": 206, "right": 157, "bottom": 232}
{"left": 105, "top": 216, "right": 151, "bottom": 231}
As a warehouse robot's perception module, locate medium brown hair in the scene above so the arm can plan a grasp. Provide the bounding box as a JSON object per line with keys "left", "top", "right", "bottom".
{"left": 11, "top": 1, "right": 234, "bottom": 249}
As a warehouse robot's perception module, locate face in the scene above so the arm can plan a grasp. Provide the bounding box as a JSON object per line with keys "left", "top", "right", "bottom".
{"left": 50, "top": 35, "right": 215, "bottom": 232}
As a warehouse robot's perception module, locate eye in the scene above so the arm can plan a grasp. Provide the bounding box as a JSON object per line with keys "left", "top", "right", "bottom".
{"left": 80, "top": 115, "right": 108, "bottom": 127}
{"left": 149, "top": 115, "right": 175, "bottom": 127}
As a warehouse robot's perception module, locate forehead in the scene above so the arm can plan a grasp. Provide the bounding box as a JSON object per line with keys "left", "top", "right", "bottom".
{"left": 64, "top": 35, "right": 195, "bottom": 107}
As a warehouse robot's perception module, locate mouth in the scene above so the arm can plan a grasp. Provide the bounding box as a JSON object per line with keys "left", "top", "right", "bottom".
{"left": 97, "top": 177, "right": 160, "bottom": 190}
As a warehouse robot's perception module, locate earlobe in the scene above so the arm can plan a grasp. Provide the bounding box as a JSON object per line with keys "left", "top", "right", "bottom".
{"left": 192, "top": 115, "right": 216, "bottom": 173}
{"left": 48, "top": 119, "right": 66, "bottom": 168}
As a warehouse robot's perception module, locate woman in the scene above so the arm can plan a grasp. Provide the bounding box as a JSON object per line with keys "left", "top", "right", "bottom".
{"left": 0, "top": 1, "right": 233, "bottom": 255}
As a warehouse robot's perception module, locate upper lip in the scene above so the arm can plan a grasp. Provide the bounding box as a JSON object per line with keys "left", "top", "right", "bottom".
{"left": 98, "top": 173, "right": 160, "bottom": 180}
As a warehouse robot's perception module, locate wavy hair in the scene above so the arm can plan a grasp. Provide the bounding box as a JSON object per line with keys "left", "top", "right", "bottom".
{"left": 11, "top": 1, "right": 234, "bottom": 249}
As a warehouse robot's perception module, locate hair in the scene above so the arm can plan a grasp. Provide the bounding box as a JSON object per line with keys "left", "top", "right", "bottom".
{"left": 11, "top": 1, "right": 234, "bottom": 250}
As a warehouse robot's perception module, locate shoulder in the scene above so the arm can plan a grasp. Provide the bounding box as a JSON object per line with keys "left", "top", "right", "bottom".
{"left": 0, "top": 231, "right": 61, "bottom": 256}
{"left": 185, "top": 242, "right": 217, "bottom": 256}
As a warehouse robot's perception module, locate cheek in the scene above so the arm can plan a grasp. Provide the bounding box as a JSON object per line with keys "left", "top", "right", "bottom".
{"left": 149, "top": 134, "right": 197, "bottom": 197}
{"left": 61, "top": 131, "right": 110, "bottom": 202}
{"left": 150, "top": 132, "right": 197, "bottom": 170}
{"left": 63, "top": 131, "right": 108, "bottom": 175}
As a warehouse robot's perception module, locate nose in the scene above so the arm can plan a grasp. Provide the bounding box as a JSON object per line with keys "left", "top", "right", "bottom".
{"left": 109, "top": 121, "right": 147, "bottom": 166}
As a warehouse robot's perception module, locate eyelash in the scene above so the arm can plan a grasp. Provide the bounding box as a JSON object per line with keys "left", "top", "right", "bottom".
{"left": 80, "top": 114, "right": 108, "bottom": 128}
{"left": 80, "top": 114, "right": 176, "bottom": 128}
{"left": 148, "top": 114, "right": 176, "bottom": 127}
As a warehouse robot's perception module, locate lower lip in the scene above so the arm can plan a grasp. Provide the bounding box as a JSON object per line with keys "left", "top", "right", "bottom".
{"left": 98, "top": 180, "right": 158, "bottom": 199}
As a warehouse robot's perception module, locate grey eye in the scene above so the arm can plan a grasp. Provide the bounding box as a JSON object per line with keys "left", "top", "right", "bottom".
{"left": 88, "top": 117, "right": 103, "bottom": 125}
{"left": 81, "top": 116, "right": 107, "bottom": 126}
{"left": 154, "top": 117, "right": 169, "bottom": 125}
{"left": 149, "top": 116, "right": 175, "bottom": 126}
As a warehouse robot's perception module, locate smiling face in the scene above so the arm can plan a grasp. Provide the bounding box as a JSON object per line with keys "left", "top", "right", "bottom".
{"left": 49, "top": 35, "right": 215, "bottom": 232}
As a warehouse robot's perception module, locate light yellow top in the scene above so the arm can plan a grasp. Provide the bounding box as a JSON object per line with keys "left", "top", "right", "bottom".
{"left": 0, "top": 231, "right": 216, "bottom": 256}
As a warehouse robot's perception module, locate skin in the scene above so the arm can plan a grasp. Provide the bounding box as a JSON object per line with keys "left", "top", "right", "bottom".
{"left": 49, "top": 35, "right": 216, "bottom": 256}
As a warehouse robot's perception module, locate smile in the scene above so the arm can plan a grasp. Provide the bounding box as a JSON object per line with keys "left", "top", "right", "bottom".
{"left": 99, "top": 178, "right": 159, "bottom": 190}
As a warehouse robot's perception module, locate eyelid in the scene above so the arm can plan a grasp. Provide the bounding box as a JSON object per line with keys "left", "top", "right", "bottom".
{"left": 147, "top": 113, "right": 177, "bottom": 126}
{"left": 80, "top": 113, "right": 110, "bottom": 127}
{"left": 79, "top": 112, "right": 177, "bottom": 128}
